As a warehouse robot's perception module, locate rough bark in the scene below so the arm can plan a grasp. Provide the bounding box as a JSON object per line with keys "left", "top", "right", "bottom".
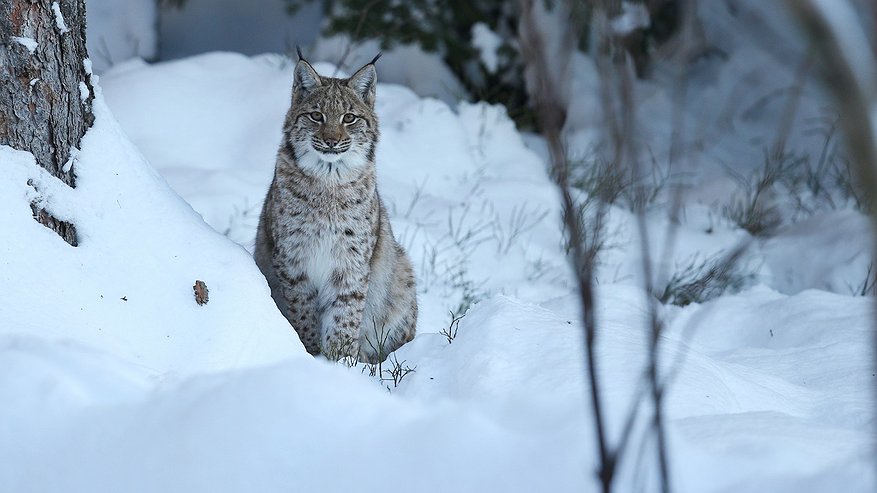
{"left": 0, "top": 0, "right": 95, "bottom": 246}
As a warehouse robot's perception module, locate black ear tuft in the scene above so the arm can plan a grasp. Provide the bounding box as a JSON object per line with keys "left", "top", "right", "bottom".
{"left": 296, "top": 45, "right": 305, "bottom": 61}
{"left": 293, "top": 58, "right": 321, "bottom": 101}
{"left": 347, "top": 59, "right": 378, "bottom": 106}
{"left": 369, "top": 52, "right": 382, "bottom": 66}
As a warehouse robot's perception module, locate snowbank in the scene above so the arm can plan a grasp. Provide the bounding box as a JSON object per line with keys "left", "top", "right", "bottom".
{"left": 0, "top": 88, "right": 301, "bottom": 376}
{"left": 0, "top": 337, "right": 586, "bottom": 493}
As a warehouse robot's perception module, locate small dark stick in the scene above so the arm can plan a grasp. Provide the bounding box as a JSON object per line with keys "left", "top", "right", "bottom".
{"left": 194, "top": 280, "right": 209, "bottom": 306}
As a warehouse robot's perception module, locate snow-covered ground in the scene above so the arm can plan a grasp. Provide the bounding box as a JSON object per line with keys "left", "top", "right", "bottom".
{"left": 2, "top": 3, "right": 876, "bottom": 491}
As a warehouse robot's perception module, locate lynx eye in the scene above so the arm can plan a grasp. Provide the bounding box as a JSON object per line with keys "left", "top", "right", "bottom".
{"left": 342, "top": 113, "right": 357, "bottom": 124}
{"left": 308, "top": 111, "right": 324, "bottom": 122}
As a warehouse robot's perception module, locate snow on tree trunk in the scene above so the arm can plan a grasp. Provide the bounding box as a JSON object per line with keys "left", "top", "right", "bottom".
{"left": 0, "top": 0, "right": 95, "bottom": 246}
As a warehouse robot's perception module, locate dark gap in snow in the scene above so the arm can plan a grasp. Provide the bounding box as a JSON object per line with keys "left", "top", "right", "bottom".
{"left": 30, "top": 202, "right": 77, "bottom": 246}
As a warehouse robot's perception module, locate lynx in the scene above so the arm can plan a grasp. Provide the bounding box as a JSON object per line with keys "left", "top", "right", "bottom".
{"left": 254, "top": 52, "right": 417, "bottom": 363}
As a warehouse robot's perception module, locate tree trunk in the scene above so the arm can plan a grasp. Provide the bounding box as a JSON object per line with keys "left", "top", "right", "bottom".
{"left": 0, "top": 0, "right": 95, "bottom": 246}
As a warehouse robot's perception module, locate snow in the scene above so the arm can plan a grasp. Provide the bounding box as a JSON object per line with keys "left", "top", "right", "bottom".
{"left": 1, "top": 1, "right": 875, "bottom": 490}
{"left": 77, "top": 81, "right": 90, "bottom": 102}
{"left": 51, "top": 1, "right": 69, "bottom": 34}
{"left": 762, "top": 210, "right": 874, "bottom": 294}
{"left": 471, "top": 22, "right": 502, "bottom": 73}
{"left": 12, "top": 36, "right": 38, "bottom": 54}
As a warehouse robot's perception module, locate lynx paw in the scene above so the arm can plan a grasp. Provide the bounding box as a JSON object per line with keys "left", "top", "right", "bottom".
{"left": 322, "top": 331, "right": 360, "bottom": 362}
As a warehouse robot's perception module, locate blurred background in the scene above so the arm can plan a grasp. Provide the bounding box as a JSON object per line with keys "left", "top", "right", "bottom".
{"left": 85, "top": 0, "right": 877, "bottom": 129}
{"left": 87, "top": 0, "right": 321, "bottom": 71}
{"left": 87, "top": 0, "right": 685, "bottom": 126}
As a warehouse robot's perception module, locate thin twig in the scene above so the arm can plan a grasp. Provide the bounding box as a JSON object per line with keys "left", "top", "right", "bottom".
{"left": 611, "top": 29, "right": 672, "bottom": 493}
{"left": 518, "top": 1, "right": 614, "bottom": 491}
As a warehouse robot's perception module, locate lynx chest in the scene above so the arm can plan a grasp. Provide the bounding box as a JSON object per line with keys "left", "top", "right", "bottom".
{"left": 270, "top": 184, "right": 377, "bottom": 296}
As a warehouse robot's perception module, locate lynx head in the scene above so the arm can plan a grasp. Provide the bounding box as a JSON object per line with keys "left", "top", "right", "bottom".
{"left": 283, "top": 53, "right": 380, "bottom": 182}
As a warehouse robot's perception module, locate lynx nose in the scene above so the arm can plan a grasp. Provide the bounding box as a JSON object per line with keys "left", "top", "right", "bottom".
{"left": 324, "top": 138, "right": 339, "bottom": 149}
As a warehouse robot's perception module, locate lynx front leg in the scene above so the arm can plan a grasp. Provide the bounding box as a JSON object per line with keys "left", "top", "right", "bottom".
{"left": 320, "top": 271, "right": 369, "bottom": 360}
{"left": 277, "top": 271, "right": 322, "bottom": 356}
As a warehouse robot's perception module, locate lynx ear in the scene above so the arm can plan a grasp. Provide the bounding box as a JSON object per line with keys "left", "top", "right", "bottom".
{"left": 293, "top": 59, "right": 321, "bottom": 100}
{"left": 347, "top": 54, "right": 380, "bottom": 106}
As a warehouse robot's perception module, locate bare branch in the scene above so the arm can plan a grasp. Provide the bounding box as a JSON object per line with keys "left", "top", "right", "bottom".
{"left": 518, "top": 1, "right": 615, "bottom": 490}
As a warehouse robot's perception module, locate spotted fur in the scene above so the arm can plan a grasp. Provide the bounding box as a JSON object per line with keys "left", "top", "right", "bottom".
{"left": 255, "top": 56, "right": 417, "bottom": 363}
